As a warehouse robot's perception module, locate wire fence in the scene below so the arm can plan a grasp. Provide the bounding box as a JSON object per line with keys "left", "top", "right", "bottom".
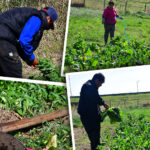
{"left": 105, "top": 96, "right": 150, "bottom": 108}
{"left": 71, "top": 0, "right": 150, "bottom": 15}
{"left": 71, "top": 92, "right": 150, "bottom": 108}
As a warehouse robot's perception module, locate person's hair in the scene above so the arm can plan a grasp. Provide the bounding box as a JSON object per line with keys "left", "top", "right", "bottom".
{"left": 92, "top": 73, "right": 105, "bottom": 83}
{"left": 108, "top": 1, "right": 114, "bottom": 5}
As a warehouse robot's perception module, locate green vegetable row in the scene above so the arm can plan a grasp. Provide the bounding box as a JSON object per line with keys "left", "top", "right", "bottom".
{"left": 0, "top": 80, "right": 67, "bottom": 117}
{"left": 65, "top": 35, "right": 150, "bottom": 72}
{"left": 98, "top": 114, "right": 150, "bottom": 150}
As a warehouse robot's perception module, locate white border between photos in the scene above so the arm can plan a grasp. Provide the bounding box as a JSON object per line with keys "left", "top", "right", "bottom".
{"left": 61, "top": 0, "right": 71, "bottom": 77}
{"left": 0, "top": 76, "right": 65, "bottom": 86}
{"left": 66, "top": 73, "right": 76, "bottom": 150}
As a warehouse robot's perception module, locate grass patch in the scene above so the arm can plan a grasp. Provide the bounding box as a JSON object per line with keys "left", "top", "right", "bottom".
{"left": 68, "top": 7, "right": 150, "bottom": 46}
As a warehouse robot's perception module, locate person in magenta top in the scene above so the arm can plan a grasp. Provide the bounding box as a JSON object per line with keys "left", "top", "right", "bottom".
{"left": 102, "top": 1, "right": 123, "bottom": 45}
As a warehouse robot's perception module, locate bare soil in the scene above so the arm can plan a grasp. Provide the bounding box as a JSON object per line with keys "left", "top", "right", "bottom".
{"left": 72, "top": 107, "right": 90, "bottom": 150}
{"left": 74, "top": 127, "right": 90, "bottom": 150}
{"left": 0, "top": 108, "right": 20, "bottom": 124}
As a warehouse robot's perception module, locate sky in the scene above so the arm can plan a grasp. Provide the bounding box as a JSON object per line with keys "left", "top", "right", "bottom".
{"left": 66, "top": 65, "right": 150, "bottom": 96}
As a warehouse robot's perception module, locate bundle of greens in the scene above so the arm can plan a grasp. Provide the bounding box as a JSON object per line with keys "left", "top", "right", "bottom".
{"left": 101, "top": 107, "right": 122, "bottom": 124}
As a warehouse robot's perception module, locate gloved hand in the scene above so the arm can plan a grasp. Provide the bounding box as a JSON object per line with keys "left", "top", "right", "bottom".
{"left": 30, "top": 57, "right": 39, "bottom": 69}
{"left": 26, "top": 57, "right": 39, "bottom": 69}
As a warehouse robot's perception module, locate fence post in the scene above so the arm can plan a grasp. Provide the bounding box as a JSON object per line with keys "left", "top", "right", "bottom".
{"left": 84, "top": 0, "right": 86, "bottom": 7}
{"left": 104, "top": 0, "right": 106, "bottom": 9}
{"left": 144, "top": 3, "right": 146, "bottom": 12}
{"left": 125, "top": 0, "right": 128, "bottom": 15}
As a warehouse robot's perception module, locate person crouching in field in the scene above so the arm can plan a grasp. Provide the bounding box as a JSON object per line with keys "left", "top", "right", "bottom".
{"left": 0, "top": 7, "right": 58, "bottom": 78}
{"left": 78, "top": 73, "right": 109, "bottom": 150}
{"left": 102, "top": 1, "right": 123, "bottom": 45}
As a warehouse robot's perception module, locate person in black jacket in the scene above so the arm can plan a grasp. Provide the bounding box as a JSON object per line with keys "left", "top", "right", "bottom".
{"left": 78, "top": 73, "right": 109, "bottom": 150}
{"left": 0, "top": 7, "right": 58, "bottom": 78}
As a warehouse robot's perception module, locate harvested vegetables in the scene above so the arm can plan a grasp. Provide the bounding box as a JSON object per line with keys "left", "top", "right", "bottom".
{"left": 101, "top": 107, "right": 122, "bottom": 124}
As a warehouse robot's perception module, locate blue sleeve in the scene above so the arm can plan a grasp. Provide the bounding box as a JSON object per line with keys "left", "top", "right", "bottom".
{"left": 19, "top": 16, "right": 41, "bottom": 61}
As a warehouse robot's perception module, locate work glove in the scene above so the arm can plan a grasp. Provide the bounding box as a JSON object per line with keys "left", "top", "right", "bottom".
{"left": 30, "top": 57, "right": 39, "bottom": 69}
{"left": 26, "top": 57, "right": 39, "bottom": 69}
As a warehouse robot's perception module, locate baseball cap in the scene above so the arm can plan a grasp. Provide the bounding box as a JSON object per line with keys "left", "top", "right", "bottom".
{"left": 43, "top": 7, "right": 58, "bottom": 30}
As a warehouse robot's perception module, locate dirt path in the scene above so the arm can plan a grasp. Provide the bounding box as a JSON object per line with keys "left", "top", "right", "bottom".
{"left": 72, "top": 107, "right": 90, "bottom": 150}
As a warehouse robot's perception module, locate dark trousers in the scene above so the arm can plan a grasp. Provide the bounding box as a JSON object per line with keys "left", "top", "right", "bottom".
{"left": 0, "top": 40, "right": 22, "bottom": 78}
{"left": 104, "top": 23, "right": 115, "bottom": 44}
{"left": 80, "top": 116, "right": 101, "bottom": 150}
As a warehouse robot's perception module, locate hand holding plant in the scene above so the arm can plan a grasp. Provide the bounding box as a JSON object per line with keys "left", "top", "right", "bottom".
{"left": 104, "top": 104, "right": 109, "bottom": 109}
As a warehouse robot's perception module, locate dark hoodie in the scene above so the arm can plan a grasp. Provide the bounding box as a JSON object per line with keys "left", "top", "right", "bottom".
{"left": 78, "top": 80, "right": 106, "bottom": 120}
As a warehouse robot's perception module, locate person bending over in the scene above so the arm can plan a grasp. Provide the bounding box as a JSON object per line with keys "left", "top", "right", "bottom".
{"left": 0, "top": 7, "right": 58, "bottom": 78}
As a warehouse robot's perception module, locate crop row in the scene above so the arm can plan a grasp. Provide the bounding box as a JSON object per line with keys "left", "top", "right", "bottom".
{"left": 0, "top": 81, "right": 71, "bottom": 149}
{"left": 98, "top": 114, "right": 150, "bottom": 150}
{"left": 0, "top": 80, "right": 67, "bottom": 117}
{"left": 65, "top": 35, "right": 150, "bottom": 72}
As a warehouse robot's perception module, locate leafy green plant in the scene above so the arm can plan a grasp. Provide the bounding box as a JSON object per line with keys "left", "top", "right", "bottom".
{"left": 99, "top": 114, "right": 150, "bottom": 150}
{"left": 0, "top": 80, "right": 67, "bottom": 117}
{"left": 29, "top": 58, "right": 65, "bottom": 82}
{"left": 65, "top": 35, "right": 150, "bottom": 73}
{"left": 0, "top": 80, "right": 72, "bottom": 149}
{"left": 101, "top": 107, "right": 122, "bottom": 124}
{"left": 15, "top": 121, "right": 72, "bottom": 150}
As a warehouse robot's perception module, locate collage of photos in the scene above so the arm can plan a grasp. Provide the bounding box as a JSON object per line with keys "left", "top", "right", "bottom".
{"left": 0, "top": 0, "right": 150, "bottom": 150}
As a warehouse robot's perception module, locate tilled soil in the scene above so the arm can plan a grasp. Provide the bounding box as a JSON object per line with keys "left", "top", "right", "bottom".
{"left": 0, "top": 108, "right": 25, "bottom": 149}
{"left": 0, "top": 108, "right": 20, "bottom": 124}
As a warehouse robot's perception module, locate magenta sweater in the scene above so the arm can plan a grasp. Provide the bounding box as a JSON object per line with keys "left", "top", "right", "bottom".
{"left": 102, "top": 6, "right": 118, "bottom": 24}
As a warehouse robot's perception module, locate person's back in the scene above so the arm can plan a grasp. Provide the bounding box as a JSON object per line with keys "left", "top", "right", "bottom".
{"left": 78, "top": 80, "right": 101, "bottom": 120}
{"left": 0, "top": 7, "right": 42, "bottom": 44}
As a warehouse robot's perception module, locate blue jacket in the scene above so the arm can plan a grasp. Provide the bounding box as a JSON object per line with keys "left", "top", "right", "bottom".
{"left": 19, "top": 16, "right": 41, "bottom": 61}
{"left": 0, "top": 7, "right": 50, "bottom": 62}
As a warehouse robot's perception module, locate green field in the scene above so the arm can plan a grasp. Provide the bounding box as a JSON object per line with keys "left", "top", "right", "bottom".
{"left": 68, "top": 7, "right": 150, "bottom": 46}
{"left": 64, "top": 7, "right": 150, "bottom": 73}
{"left": 71, "top": 93, "right": 150, "bottom": 150}
{"left": 71, "top": 92, "right": 150, "bottom": 107}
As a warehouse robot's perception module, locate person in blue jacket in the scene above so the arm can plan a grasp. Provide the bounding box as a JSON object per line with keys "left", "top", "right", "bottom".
{"left": 78, "top": 73, "right": 109, "bottom": 150}
{"left": 0, "top": 7, "right": 58, "bottom": 78}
